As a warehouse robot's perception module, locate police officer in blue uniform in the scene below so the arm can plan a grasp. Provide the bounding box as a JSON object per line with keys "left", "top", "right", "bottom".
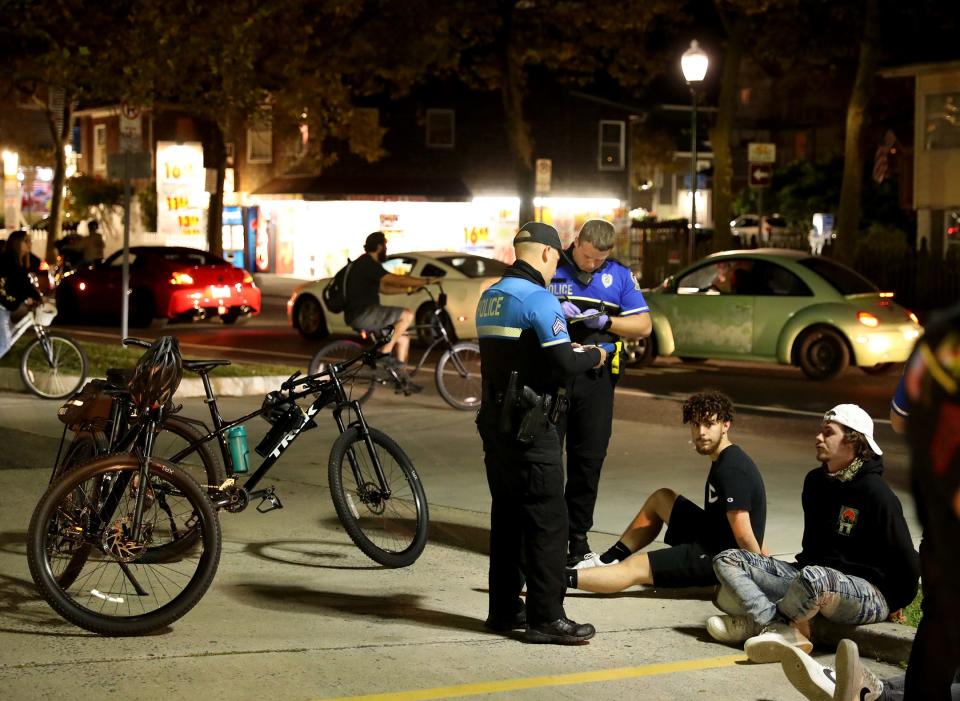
{"left": 476, "top": 221, "right": 608, "bottom": 644}
{"left": 549, "top": 219, "right": 652, "bottom": 566}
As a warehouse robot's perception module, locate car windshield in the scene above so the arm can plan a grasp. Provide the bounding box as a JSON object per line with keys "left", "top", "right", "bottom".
{"left": 798, "top": 257, "right": 878, "bottom": 295}
{"left": 154, "top": 250, "right": 226, "bottom": 267}
{"left": 437, "top": 255, "right": 507, "bottom": 278}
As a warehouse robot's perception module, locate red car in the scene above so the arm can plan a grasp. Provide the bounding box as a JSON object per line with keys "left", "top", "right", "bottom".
{"left": 56, "top": 246, "right": 260, "bottom": 327}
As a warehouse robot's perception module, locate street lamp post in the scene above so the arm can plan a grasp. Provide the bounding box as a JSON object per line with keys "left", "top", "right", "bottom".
{"left": 681, "top": 40, "right": 708, "bottom": 265}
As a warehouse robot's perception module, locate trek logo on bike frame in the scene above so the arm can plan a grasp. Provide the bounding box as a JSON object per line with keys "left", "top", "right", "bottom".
{"left": 269, "top": 404, "right": 320, "bottom": 459}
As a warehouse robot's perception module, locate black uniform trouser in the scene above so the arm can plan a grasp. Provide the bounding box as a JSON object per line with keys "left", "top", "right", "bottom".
{"left": 558, "top": 366, "right": 615, "bottom": 543}
{"left": 479, "top": 425, "right": 568, "bottom": 625}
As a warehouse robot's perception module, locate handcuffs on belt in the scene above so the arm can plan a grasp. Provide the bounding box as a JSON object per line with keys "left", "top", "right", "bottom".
{"left": 497, "top": 371, "right": 568, "bottom": 444}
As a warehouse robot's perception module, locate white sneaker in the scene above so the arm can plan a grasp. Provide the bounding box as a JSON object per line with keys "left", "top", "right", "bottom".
{"left": 706, "top": 614, "right": 762, "bottom": 643}
{"left": 572, "top": 553, "right": 617, "bottom": 570}
{"left": 779, "top": 644, "right": 836, "bottom": 701}
{"left": 745, "top": 621, "right": 813, "bottom": 663}
{"left": 712, "top": 584, "right": 744, "bottom": 614}
{"left": 834, "top": 639, "right": 883, "bottom": 701}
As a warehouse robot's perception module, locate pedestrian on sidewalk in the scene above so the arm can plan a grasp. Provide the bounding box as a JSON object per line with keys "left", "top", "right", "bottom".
{"left": 706, "top": 404, "right": 919, "bottom": 666}
{"left": 0, "top": 230, "right": 42, "bottom": 356}
{"left": 565, "top": 391, "right": 767, "bottom": 594}
{"left": 548, "top": 219, "right": 651, "bottom": 567}
{"left": 476, "top": 222, "right": 606, "bottom": 645}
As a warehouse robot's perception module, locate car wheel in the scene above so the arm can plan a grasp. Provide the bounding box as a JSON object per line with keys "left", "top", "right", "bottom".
{"left": 55, "top": 286, "right": 79, "bottom": 324}
{"left": 860, "top": 362, "right": 894, "bottom": 376}
{"left": 797, "top": 327, "right": 849, "bottom": 381}
{"left": 294, "top": 295, "right": 328, "bottom": 340}
{"left": 415, "top": 303, "right": 456, "bottom": 344}
{"left": 632, "top": 335, "right": 657, "bottom": 366}
{"left": 130, "top": 289, "right": 157, "bottom": 328}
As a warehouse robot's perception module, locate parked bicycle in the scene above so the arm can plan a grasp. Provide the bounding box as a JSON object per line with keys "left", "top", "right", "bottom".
{"left": 0, "top": 298, "right": 87, "bottom": 399}
{"left": 308, "top": 283, "right": 481, "bottom": 410}
{"left": 28, "top": 334, "right": 428, "bottom": 636}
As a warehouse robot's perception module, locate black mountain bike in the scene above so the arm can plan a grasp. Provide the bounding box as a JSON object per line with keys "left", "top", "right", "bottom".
{"left": 308, "top": 283, "right": 481, "bottom": 411}
{"left": 28, "top": 336, "right": 428, "bottom": 636}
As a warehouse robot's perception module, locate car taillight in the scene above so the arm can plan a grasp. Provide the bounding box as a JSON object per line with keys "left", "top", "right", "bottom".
{"left": 242, "top": 272, "right": 254, "bottom": 284}
{"left": 857, "top": 311, "right": 879, "bottom": 328}
{"left": 170, "top": 272, "right": 194, "bottom": 285}
{"left": 907, "top": 310, "right": 919, "bottom": 325}
{"left": 39, "top": 260, "right": 49, "bottom": 271}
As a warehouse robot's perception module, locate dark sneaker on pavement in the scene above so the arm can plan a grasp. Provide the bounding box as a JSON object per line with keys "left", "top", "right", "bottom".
{"left": 484, "top": 607, "right": 527, "bottom": 633}
{"left": 834, "top": 639, "right": 884, "bottom": 701}
{"left": 525, "top": 617, "right": 595, "bottom": 644}
{"left": 566, "top": 536, "right": 592, "bottom": 568}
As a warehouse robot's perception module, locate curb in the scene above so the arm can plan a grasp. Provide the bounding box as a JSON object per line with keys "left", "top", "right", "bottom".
{"left": 812, "top": 618, "right": 914, "bottom": 666}
{"left": 0, "top": 367, "right": 288, "bottom": 398}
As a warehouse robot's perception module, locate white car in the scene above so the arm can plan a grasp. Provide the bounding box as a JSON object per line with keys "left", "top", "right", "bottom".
{"left": 730, "top": 214, "right": 788, "bottom": 245}
{"left": 288, "top": 251, "right": 507, "bottom": 341}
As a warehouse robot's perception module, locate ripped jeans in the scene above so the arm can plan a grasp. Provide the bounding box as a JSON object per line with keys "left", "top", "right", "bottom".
{"left": 713, "top": 549, "right": 889, "bottom": 627}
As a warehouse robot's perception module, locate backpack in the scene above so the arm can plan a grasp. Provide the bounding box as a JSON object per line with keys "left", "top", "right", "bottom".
{"left": 322, "top": 258, "right": 353, "bottom": 314}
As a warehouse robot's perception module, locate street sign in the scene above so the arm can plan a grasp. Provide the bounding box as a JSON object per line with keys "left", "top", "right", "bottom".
{"left": 748, "top": 142, "right": 776, "bottom": 164}
{"left": 749, "top": 163, "right": 773, "bottom": 188}
{"left": 535, "top": 158, "right": 552, "bottom": 194}
{"left": 107, "top": 152, "right": 152, "bottom": 180}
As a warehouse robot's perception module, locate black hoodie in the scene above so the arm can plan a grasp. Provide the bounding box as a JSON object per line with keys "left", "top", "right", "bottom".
{"left": 795, "top": 457, "right": 919, "bottom": 611}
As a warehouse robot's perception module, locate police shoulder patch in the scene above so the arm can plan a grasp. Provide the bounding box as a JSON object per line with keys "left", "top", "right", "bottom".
{"left": 552, "top": 315, "right": 566, "bottom": 336}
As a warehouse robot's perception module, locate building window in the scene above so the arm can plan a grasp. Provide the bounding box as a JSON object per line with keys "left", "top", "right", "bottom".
{"left": 247, "top": 116, "right": 273, "bottom": 164}
{"left": 93, "top": 124, "right": 107, "bottom": 172}
{"left": 924, "top": 93, "right": 960, "bottom": 150}
{"left": 657, "top": 170, "right": 675, "bottom": 207}
{"left": 598, "top": 120, "right": 625, "bottom": 170}
{"left": 426, "top": 109, "right": 455, "bottom": 148}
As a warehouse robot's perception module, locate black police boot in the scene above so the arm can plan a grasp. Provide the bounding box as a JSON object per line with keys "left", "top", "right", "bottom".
{"left": 484, "top": 604, "right": 527, "bottom": 633}
{"left": 525, "top": 617, "right": 596, "bottom": 644}
{"left": 566, "top": 534, "right": 591, "bottom": 568}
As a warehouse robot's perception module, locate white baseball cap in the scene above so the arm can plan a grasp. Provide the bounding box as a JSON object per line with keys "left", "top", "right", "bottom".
{"left": 823, "top": 404, "right": 882, "bottom": 456}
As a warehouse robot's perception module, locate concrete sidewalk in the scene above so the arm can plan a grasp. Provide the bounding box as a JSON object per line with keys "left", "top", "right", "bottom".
{"left": 0, "top": 387, "right": 915, "bottom": 700}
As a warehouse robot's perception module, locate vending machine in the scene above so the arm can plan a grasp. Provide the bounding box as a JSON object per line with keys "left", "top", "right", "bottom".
{"left": 221, "top": 206, "right": 245, "bottom": 268}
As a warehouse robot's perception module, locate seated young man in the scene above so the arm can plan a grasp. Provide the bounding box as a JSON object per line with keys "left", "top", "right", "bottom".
{"left": 707, "top": 404, "right": 920, "bottom": 665}
{"left": 566, "top": 391, "right": 767, "bottom": 593}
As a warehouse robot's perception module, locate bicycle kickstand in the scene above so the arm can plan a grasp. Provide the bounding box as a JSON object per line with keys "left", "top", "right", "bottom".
{"left": 249, "top": 486, "right": 284, "bottom": 513}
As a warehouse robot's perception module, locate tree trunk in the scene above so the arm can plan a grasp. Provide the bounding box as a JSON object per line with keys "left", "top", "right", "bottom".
{"left": 498, "top": 0, "right": 534, "bottom": 226}
{"left": 206, "top": 121, "right": 226, "bottom": 258}
{"left": 708, "top": 20, "right": 745, "bottom": 253}
{"left": 835, "top": 0, "right": 880, "bottom": 264}
{"left": 43, "top": 98, "right": 72, "bottom": 264}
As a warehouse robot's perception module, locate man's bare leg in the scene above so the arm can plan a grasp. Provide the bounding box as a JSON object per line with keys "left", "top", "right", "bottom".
{"left": 575, "top": 552, "right": 654, "bottom": 592}
{"left": 619, "top": 488, "right": 678, "bottom": 552}
{"left": 381, "top": 308, "right": 414, "bottom": 364}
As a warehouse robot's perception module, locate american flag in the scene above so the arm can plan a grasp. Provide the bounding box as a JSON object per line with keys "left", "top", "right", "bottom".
{"left": 873, "top": 130, "right": 898, "bottom": 184}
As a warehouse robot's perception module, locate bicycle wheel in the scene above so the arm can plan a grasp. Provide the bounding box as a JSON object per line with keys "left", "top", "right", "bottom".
{"left": 152, "top": 416, "right": 226, "bottom": 490}
{"left": 27, "top": 455, "right": 221, "bottom": 636}
{"left": 328, "top": 427, "right": 428, "bottom": 568}
{"left": 435, "top": 342, "right": 481, "bottom": 410}
{"left": 309, "top": 340, "right": 377, "bottom": 406}
{"left": 21, "top": 331, "right": 88, "bottom": 400}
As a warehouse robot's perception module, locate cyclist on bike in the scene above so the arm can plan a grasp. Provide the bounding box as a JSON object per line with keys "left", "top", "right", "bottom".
{"left": 0, "top": 230, "right": 42, "bottom": 356}
{"left": 344, "top": 231, "right": 438, "bottom": 371}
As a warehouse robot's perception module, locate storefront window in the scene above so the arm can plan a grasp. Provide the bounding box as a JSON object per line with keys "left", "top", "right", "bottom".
{"left": 923, "top": 92, "right": 960, "bottom": 150}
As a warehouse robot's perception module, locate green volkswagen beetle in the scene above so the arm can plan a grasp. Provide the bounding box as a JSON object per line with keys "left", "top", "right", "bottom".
{"left": 631, "top": 249, "right": 922, "bottom": 380}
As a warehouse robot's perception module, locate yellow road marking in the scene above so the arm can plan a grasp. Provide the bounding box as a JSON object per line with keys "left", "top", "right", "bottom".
{"left": 311, "top": 653, "right": 747, "bottom": 701}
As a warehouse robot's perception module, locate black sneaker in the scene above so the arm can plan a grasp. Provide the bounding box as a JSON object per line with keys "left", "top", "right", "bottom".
{"left": 566, "top": 536, "right": 591, "bottom": 568}
{"left": 484, "top": 607, "right": 527, "bottom": 633}
{"left": 525, "top": 617, "right": 596, "bottom": 644}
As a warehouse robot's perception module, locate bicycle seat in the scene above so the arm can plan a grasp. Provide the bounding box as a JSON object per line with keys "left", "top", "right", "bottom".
{"left": 181, "top": 359, "right": 232, "bottom": 374}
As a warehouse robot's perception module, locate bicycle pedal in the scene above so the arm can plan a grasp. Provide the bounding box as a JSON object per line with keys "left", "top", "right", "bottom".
{"left": 256, "top": 490, "right": 284, "bottom": 513}
{"left": 398, "top": 382, "right": 423, "bottom": 396}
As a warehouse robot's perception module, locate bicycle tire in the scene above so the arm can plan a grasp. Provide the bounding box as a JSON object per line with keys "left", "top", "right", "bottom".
{"left": 328, "top": 427, "right": 428, "bottom": 568}
{"left": 20, "top": 332, "right": 88, "bottom": 400}
{"left": 434, "top": 341, "right": 482, "bottom": 411}
{"left": 309, "top": 340, "right": 377, "bottom": 406}
{"left": 27, "top": 455, "right": 221, "bottom": 636}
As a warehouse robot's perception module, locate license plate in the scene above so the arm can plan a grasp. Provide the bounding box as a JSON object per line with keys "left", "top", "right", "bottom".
{"left": 210, "top": 285, "right": 230, "bottom": 298}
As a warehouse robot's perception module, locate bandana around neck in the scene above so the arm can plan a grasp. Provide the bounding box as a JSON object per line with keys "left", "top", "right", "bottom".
{"left": 827, "top": 456, "right": 864, "bottom": 482}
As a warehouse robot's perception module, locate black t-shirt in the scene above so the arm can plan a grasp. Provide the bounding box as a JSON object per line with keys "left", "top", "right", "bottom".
{"left": 344, "top": 253, "right": 388, "bottom": 321}
{"left": 701, "top": 444, "right": 767, "bottom": 555}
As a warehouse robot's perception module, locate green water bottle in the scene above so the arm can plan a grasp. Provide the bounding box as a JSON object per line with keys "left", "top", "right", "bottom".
{"left": 226, "top": 425, "right": 250, "bottom": 473}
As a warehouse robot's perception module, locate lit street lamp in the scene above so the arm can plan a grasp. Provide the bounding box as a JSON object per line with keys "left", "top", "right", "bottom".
{"left": 681, "top": 39, "right": 708, "bottom": 265}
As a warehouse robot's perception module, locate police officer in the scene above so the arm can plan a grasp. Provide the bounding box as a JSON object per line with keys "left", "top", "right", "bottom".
{"left": 476, "top": 221, "right": 607, "bottom": 645}
{"left": 549, "top": 219, "right": 652, "bottom": 566}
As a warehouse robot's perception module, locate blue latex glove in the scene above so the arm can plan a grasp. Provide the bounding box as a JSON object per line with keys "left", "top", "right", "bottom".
{"left": 559, "top": 300, "right": 582, "bottom": 319}
{"left": 579, "top": 308, "right": 610, "bottom": 330}
{"left": 598, "top": 342, "right": 617, "bottom": 353}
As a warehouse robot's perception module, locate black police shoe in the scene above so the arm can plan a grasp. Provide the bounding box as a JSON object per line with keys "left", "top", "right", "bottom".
{"left": 525, "top": 617, "right": 596, "bottom": 644}
{"left": 484, "top": 607, "right": 527, "bottom": 633}
{"left": 566, "top": 537, "right": 592, "bottom": 568}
